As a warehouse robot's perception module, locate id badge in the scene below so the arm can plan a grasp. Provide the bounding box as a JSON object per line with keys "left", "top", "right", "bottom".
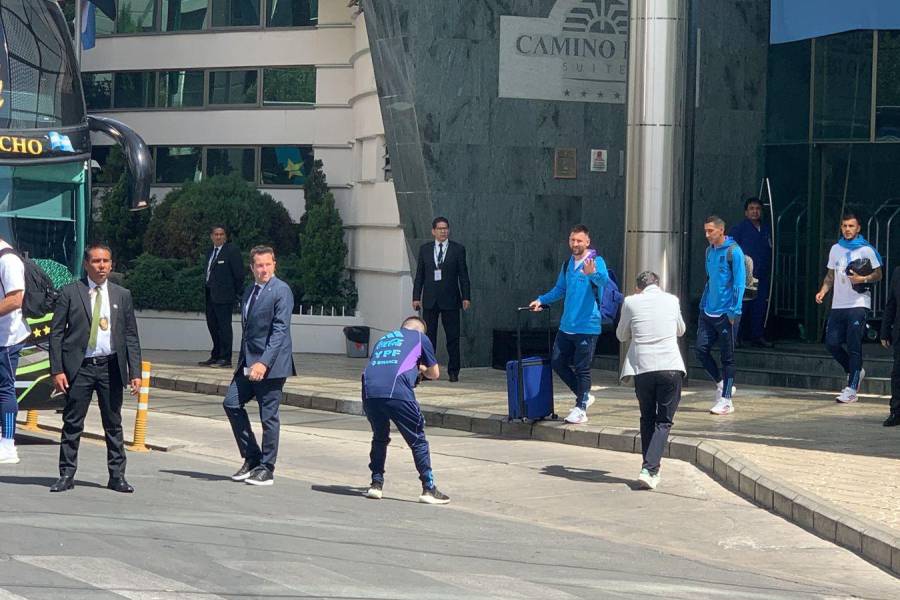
{"left": 434, "top": 269, "right": 442, "bottom": 282}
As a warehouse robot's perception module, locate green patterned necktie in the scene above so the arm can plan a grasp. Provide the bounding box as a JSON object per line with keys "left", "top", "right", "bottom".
{"left": 88, "top": 286, "right": 101, "bottom": 348}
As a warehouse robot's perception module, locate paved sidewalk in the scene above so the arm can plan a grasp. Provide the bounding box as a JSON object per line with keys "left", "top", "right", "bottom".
{"left": 23, "top": 349, "right": 900, "bottom": 576}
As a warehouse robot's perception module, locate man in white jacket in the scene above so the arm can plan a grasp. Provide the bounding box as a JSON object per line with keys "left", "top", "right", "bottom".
{"left": 616, "top": 271, "right": 686, "bottom": 490}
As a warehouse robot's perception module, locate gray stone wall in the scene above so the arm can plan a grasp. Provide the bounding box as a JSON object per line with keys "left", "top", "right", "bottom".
{"left": 363, "top": 0, "right": 628, "bottom": 366}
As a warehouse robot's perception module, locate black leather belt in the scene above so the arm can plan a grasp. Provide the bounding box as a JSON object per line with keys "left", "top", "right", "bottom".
{"left": 82, "top": 354, "right": 116, "bottom": 366}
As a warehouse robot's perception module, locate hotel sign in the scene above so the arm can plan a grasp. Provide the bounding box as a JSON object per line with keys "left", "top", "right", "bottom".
{"left": 499, "top": 0, "right": 629, "bottom": 104}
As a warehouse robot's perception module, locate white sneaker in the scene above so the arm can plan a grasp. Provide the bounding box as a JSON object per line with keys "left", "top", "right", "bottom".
{"left": 564, "top": 406, "right": 588, "bottom": 424}
{"left": 0, "top": 444, "right": 19, "bottom": 464}
{"left": 637, "top": 468, "right": 660, "bottom": 490}
{"left": 836, "top": 387, "right": 858, "bottom": 404}
{"left": 709, "top": 399, "right": 734, "bottom": 415}
{"left": 585, "top": 393, "right": 596, "bottom": 409}
{"left": 857, "top": 368, "right": 866, "bottom": 391}
{"left": 716, "top": 381, "right": 737, "bottom": 401}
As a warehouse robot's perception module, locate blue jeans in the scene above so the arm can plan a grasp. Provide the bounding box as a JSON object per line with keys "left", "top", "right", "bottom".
{"left": 695, "top": 313, "right": 738, "bottom": 399}
{"left": 824, "top": 307, "right": 867, "bottom": 390}
{"left": 223, "top": 374, "right": 285, "bottom": 472}
{"left": 363, "top": 397, "right": 433, "bottom": 486}
{"left": 0, "top": 342, "right": 25, "bottom": 439}
{"left": 551, "top": 332, "right": 597, "bottom": 409}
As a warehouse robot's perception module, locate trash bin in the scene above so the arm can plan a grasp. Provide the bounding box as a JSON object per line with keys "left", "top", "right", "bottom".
{"left": 343, "top": 326, "right": 371, "bottom": 358}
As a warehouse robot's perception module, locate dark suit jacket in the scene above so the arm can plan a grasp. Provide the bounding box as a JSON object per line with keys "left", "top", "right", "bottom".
{"left": 237, "top": 276, "right": 296, "bottom": 379}
{"left": 49, "top": 279, "right": 142, "bottom": 385}
{"left": 204, "top": 242, "right": 244, "bottom": 304}
{"left": 413, "top": 240, "right": 471, "bottom": 310}
{"left": 881, "top": 267, "right": 900, "bottom": 344}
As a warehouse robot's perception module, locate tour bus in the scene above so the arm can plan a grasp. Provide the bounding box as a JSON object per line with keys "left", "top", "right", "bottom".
{"left": 1, "top": 2, "right": 152, "bottom": 409}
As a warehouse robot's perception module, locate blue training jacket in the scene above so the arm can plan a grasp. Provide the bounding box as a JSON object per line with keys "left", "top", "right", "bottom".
{"left": 538, "top": 255, "right": 610, "bottom": 335}
{"left": 700, "top": 236, "right": 746, "bottom": 320}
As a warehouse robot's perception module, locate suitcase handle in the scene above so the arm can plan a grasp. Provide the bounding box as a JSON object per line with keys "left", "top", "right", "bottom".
{"left": 514, "top": 305, "right": 551, "bottom": 420}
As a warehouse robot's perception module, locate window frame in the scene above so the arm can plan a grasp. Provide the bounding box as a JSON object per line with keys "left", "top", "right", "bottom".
{"left": 206, "top": 68, "right": 261, "bottom": 107}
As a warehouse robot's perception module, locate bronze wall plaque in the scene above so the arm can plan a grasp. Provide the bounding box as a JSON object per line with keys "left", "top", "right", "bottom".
{"left": 554, "top": 148, "right": 577, "bottom": 179}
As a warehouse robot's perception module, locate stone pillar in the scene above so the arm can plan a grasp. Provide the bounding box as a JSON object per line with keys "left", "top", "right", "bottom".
{"left": 623, "top": 0, "right": 689, "bottom": 296}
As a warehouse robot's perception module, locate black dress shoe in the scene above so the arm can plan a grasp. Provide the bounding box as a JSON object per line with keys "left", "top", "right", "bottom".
{"left": 448, "top": 373, "right": 459, "bottom": 382}
{"left": 197, "top": 357, "right": 217, "bottom": 366}
{"left": 49, "top": 475, "right": 75, "bottom": 492}
{"left": 107, "top": 478, "right": 134, "bottom": 493}
{"left": 211, "top": 360, "right": 232, "bottom": 369}
{"left": 883, "top": 414, "right": 900, "bottom": 427}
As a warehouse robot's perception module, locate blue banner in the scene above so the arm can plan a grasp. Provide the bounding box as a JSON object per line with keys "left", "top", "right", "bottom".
{"left": 771, "top": 0, "right": 900, "bottom": 44}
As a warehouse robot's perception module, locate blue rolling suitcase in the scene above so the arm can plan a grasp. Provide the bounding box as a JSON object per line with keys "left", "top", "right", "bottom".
{"left": 506, "top": 306, "right": 556, "bottom": 421}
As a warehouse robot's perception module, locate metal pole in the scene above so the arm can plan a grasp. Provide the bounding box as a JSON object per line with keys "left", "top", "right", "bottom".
{"left": 74, "top": 0, "right": 83, "bottom": 67}
{"left": 623, "top": 0, "right": 689, "bottom": 297}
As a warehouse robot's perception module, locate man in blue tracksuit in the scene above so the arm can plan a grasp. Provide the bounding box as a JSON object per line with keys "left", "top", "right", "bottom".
{"left": 530, "top": 224, "right": 610, "bottom": 425}
{"left": 729, "top": 197, "right": 772, "bottom": 347}
{"left": 361, "top": 316, "right": 450, "bottom": 505}
{"left": 697, "top": 215, "right": 746, "bottom": 416}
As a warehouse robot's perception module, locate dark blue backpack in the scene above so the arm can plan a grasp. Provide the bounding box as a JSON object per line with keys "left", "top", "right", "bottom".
{"left": 561, "top": 259, "right": 624, "bottom": 326}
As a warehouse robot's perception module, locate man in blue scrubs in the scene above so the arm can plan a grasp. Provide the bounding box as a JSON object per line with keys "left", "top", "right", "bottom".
{"left": 729, "top": 198, "right": 773, "bottom": 347}
{"left": 361, "top": 316, "right": 450, "bottom": 504}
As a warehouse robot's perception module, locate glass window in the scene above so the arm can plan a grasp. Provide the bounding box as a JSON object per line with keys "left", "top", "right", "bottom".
{"left": 813, "top": 31, "right": 872, "bottom": 141}
{"left": 155, "top": 146, "right": 203, "bottom": 184}
{"left": 263, "top": 67, "right": 316, "bottom": 105}
{"left": 267, "top": 0, "right": 317, "bottom": 27}
{"left": 260, "top": 146, "right": 314, "bottom": 185}
{"left": 208, "top": 70, "right": 258, "bottom": 105}
{"left": 0, "top": 2, "right": 86, "bottom": 128}
{"left": 876, "top": 32, "right": 900, "bottom": 141}
{"left": 158, "top": 70, "right": 204, "bottom": 108}
{"left": 162, "top": 0, "right": 207, "bottom": 31}
{"left": 116, "top": 0, "right": 157, "bottom": 33}
{"left": 766, "top": 41, "right": 811, "bottom": 143}
{"left": 82, "top": 73, "right": 113, "bottom": 110}
{"left": 113, "top": 71, "right": 156, "bottom": 109}
{"left": 210, "top": 0, "right": 260, "bottom": 28}
{"left": 207, "top": 147, "right": 256, "bottom": 181}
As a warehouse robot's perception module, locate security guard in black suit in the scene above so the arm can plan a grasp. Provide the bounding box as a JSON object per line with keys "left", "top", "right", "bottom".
{"left": 412, "top": 217, "right": 471, "bottom": 381}
{"left": 200, "top": 226, "right": 244, "bottom": 368}
{"left": 48, "top": 243, "right": 143, "bottom": 493}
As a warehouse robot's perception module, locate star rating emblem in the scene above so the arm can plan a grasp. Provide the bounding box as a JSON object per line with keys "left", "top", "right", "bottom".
{"left": 580, "top": 90, "right": 587, "bottom": 98}
{"left": 597, "top": 91, "right": 604, "bottom": 98}
{"left": 614, "top": 92, "right": 621, "bottom": 100}
{"left": 563, "top": 89, "right": 571, "bottom": 97}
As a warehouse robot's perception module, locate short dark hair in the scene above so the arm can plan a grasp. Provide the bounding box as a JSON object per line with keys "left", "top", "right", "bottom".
{"left": 210, "top": 225, "right": 226, "bottom": 234}
{"left": 570, "top": 224, "right": 590, "bottom": 236}
{"left": 636, "top": 271, "right": 660, "bottom": 290}
{"left": 432, "top": 217, "right": 449, "bottom": 229}
{"left": 704, "top": 215, "right": 725, "bottom": 228}
{"left": 402, "top": 315, "right": 427, "bottom": 332}
{"left": 83, "top": 242, "right": 112, "bottom": 262}
{"left": 841, "top": 212, "right": 861, "bottom": 226}
{"left": 250, "top": 245, "right": 275, "bottom": 262}
{"left": 744, "top": 197, "right": 762, "bottom": 211}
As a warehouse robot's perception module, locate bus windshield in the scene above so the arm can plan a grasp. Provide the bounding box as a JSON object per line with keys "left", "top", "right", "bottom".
{"left": 0, "top": 162, "right": 84, "bottom": 276}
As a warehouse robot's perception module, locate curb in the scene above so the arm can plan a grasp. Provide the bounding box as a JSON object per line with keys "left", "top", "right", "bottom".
{"left": 152, "top": 372, "right": 900, "bottom": 578}
{"left": 18, "top": 422, "right": 179, "bottom": 453}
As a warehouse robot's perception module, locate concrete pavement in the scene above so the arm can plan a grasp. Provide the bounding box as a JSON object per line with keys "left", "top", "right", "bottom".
{"left": 5, "top": 390, "right": 900, "bottom": 598}
{"left": 19, "top": 349, "right": 900, "bottom": 577}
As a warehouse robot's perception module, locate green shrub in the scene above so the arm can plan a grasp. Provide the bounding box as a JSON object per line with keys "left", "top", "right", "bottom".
{"left": 125, "top": 254, "right": 205, "bottom": 312}
{"left": 143, "top": 174, "right": 298, "bottom": 264}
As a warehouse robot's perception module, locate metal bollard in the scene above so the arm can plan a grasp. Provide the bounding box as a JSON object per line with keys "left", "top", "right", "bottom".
{"left": 127, "top": 360, "right": 151, "bottom": 452}
{"left": 21, "top": 409, "right": 40, "bottom": 431}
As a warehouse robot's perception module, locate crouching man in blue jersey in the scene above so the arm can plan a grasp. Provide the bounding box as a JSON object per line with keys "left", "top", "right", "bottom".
{"left": 361, "top": 316, "right": 450, "bottom": 505}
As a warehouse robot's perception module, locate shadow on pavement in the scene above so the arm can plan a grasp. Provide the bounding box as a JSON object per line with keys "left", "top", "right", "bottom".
{"left": 310, "top": 484, "right": 367, "bottom": 497}
{"left": 0, "top": 476, "right": 105, "bottom": 489}
{"left": 159, "top": 469, "right": 233, "bottom": 481}
{"left": 540, "top": 464, "right": 643, "bottom": 490}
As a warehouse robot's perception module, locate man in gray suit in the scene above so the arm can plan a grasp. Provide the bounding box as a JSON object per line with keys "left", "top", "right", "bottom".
{"left": 224, "top": 245, "right": 295, "bottom": 486}
{"left": 49, "top": 243, "right": 142, "bottom": 493}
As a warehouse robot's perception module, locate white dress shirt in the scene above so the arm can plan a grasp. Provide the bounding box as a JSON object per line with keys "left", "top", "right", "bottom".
{"left": 433, "top": 241, "right": 447, "bottom": 267}
{"left": 85, "top": 279, "right": 113, "bottom": 358}
{"left": 616, "top": 285, "right": 686, "bottom": 380}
